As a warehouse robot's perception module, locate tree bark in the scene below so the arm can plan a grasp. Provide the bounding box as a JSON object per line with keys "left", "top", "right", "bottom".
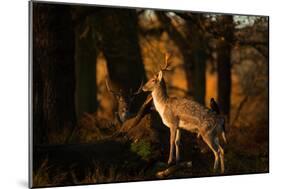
{"left": 93, "top": 8, "right": 147, "bottom": 111}
{"left": 33, "top": 3, "right": 76, "bottom": 144}
{"left": 156, "top": 12, "right": 207, "bottom": 104}
{"left": 75, "top": 16, "right": 98, "bottom": 119}
{"left": 156, "top": 12, "right": 195, "bottom": 96}
{"left": 193, "top": 46, "right": 206, "bottom": 105}
{"left": 217, "top": 15, "right": 234, "bottom": 119}
{"left": 189, "top": 15, "right": 207, "bottom": 105}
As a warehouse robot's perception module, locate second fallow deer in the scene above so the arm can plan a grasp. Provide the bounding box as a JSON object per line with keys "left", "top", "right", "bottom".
{"left": 106, "top": 78, "right": 143, "bottom": 124}
{"left": 142, "top": 54, "right": 227, "bottom": 173}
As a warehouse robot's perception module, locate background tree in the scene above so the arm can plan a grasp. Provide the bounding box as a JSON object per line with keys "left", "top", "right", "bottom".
{"left": 217, "top": 15, "right": 234, "bottom": 119}
{"left": 33, "top": 3, "right": 76, "bottom": 144}
{"left": 155, "top": 12, "right": 208, "bottom": 105}
{"left": 181, "top": 14, "right": 208, "bottom": 105}
{"left": 155, "top": 11, "right": 195, "bottom": 97}
{"left": 92, "top": 8, "right": 147, "bottom": 112}
{"left": 73, "top": 10, "right": 98, "bottom": 119}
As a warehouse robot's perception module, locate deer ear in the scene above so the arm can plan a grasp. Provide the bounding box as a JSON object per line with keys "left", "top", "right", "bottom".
{"left": 157, "top": 70, "right": 163, "bottom": 81}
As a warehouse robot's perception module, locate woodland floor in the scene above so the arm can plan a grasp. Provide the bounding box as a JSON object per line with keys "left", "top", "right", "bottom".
{"left": 33, "top": 108, "right": 269, "bottom": 187}
{"left": 33, "top": 118, "right": 268, "bottom": 188}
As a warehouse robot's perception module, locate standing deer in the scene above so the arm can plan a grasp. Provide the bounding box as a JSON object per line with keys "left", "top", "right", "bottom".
{"left": 142, "top": 54, "right": 227, "bottom": 173}
{"left": 106, "top": 79, "right": 143, "bottom": 124}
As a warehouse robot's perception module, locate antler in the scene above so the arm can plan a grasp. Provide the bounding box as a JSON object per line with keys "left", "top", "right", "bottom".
{"left": 129, "top": 79, "right": 144, "bottom": 96}
{"left": 105, "top": 78, "right": 122, "bottom": 96}
{"left": 161, "top": 53, "right": 172, "bottom": 71}
{"left": 132, "top": 79, "right": 144, "bottom": 95}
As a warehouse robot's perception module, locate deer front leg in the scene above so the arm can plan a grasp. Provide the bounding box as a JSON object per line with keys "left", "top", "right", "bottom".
{"left": 219, "top": 145, "right": 225, "bottom": 173}
{"left": 168, "top": 127, "right": 176, "bottom": 165}
{"left": 202, "top": 134, "right": 220, "bottom": 173}
{"left": 175, "top": 129, "right": 181, "bottom": 163}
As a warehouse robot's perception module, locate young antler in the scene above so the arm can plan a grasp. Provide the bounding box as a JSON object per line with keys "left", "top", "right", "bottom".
{"left": 161, "top": 53, "right": 172, "bottom": 71}
{"left": 131, "top": 80, "right": 144, "bottom": 96}
{"left": 105, "top": 78, "right": 122, "bottom": 97}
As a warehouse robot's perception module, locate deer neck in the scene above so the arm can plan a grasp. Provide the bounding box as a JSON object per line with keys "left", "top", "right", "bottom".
{"left": 152, "top": 79, "right": 168, "bottom": 116}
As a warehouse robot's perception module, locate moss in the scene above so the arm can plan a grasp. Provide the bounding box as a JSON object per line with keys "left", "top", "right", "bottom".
{"left": 130, "top": 140, "right": 152, "bottom": 161}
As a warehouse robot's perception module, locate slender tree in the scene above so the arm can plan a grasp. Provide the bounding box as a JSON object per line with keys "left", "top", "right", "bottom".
{"left": 188, "top": 15, "right": 207, "bottom": 105}
{"left": 217, "top": 15, "right": 234, "bottom": 119}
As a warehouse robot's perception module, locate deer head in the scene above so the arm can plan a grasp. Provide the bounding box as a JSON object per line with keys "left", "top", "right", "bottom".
{"left": 106, "top": 78, "right": 143, "bottom": 123}
{"left": 143, "top": 53, "right": 171, "bottom": 92}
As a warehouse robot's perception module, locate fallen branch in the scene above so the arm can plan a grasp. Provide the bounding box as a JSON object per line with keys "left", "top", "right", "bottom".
{"left": 156, "top": 161, "right": 192, "bottom": 178}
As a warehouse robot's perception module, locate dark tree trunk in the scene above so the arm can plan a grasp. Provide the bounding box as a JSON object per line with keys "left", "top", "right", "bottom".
{"left": 193, "top": 46, "right": 206, "bottom": 105}
{"left": 217, "top": 40, "right": 231, "bottom": 117}
{"left": 94, "top": 9, "right": 146, "bottom": 89}
{"left": 156, "top": 12, "right": 195, "bottom": 96}
{"left": 93, "top": 8, "right": 147, "bottom": 111}
{"left": 217, "top": 15, "right": 234, "bottom": 119}
{"left": 156, "top": 12, "right": 207, "bottom": 104}
{"left": 75, "top": 16, "right": 98, "bottom": 119}
{"left": 189, "top": 15, "right": 207, "bottom": 105}
{"left": 33, "top": 3, "right": 76, "bottom": 144}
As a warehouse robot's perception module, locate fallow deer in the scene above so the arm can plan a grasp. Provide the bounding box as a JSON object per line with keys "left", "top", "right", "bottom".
{"left": 142, "top": 54, "right": 227, "bottom": 173}
{"left": 106, "top": 78, "right": 143, "bottom": 124}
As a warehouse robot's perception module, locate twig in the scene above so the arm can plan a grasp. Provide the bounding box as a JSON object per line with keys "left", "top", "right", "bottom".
{"left": 156, "top": 161, "right": 192, "bottom": 178}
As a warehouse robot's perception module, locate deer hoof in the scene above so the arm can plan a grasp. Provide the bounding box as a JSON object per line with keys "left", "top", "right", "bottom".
{"left": 168, "top": 160, "right": 175, "bottom": 166}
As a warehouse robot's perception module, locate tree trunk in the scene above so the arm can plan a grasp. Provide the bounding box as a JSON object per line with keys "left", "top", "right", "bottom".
{"left": 156, "top": 12, "right": 195, "bottom": 96}
{"left": 193, "top": 46, "right": 206, "bottom": 105}
{"left": 93, "top": 8, "right": 147, "bottom": 111}
{"left": 189, "top": 15, "right": 207, "bottom": 105}
{"left": 156, "top": 12, "right": 207, "bottom": 103}
{"left": 33, "top": 3, "right": 76, "bottom": 144}
{"left": 75, "top": 16, "right": 98, "bottom": 119}
{"left": 217, "top": 15, "right": 234, "bottom": 119}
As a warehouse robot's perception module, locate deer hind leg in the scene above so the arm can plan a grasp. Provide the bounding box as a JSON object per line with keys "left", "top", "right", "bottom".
{"left": 219, "top": 145, "right": 225, "bottom": 173}
{"left": 202, "top": 135, "right": 220, "bottom": 172}
{"left": 175, "top": 129, "right": 181, "bottom": 163}
{"left": 168, "top": 127, "right": 177, "bottom": 165}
